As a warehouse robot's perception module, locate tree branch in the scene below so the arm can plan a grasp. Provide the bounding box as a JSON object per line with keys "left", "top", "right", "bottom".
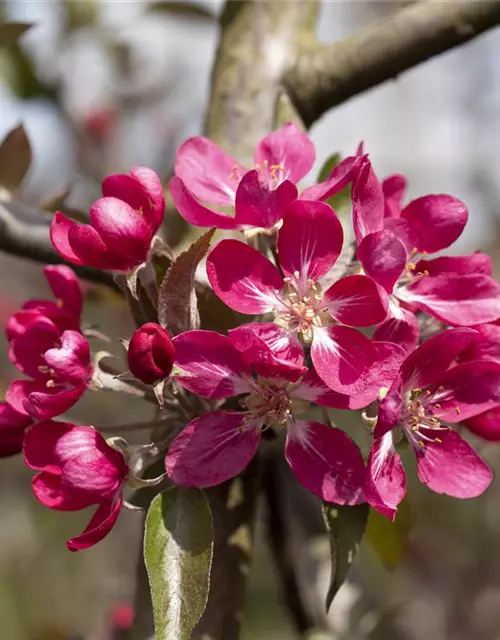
{"left": 0, "top": 201, "right": 117, "bottom": 289}
{"left": 285, "top": 0, "right": 500, "bottom": 128}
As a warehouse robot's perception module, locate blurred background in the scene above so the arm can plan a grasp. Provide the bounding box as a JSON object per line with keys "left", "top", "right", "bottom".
{"left": 1, "top": 1, "right": 500, "bottom": 639}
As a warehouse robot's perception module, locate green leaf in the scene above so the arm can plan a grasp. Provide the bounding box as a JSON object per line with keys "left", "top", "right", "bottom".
{"left": 316, "top": 153, "right": 342, "bottom": 185}
{"left": 158, "top": 228, "right": 215, "bottom": 335}
{"left": 322, "top": 502, "right": 369, "bottom": 612}
{"left": 144, "top": 487, "right": 213, "bottom": 640}
{"left": 0, "top": 23, "right": 31, "bottom": 48}
{"left": 0, "top": 124, "right": 32, "bottom": 193}
{"left": 365, "top": 498, "right": 412, "bottom": 569}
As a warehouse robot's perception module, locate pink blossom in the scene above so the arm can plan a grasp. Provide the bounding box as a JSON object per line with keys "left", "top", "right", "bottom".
{"left": 0, "top": 401, "right": 33, "bottom": 457}
{"left": 51, "top": 168, "right": 165, "bottom": 271}
{"left": 170, "top": 122, "right": 362, "bottom": 232}
{"left": 23, "top": 421, "right": 128, "bottom": 550}
{"left": 365, "top": 329, "right": 500, "bottom": 519}
{"left": 127, "top": 323, "right": 175, "bottom": 385}
{"left": 206, "top": 199, "right": 388, "bottom": 393}
{"left": 165, "top": 329, "right": 366, "bottom": 504}
{"left": 352, "top": 158, "right": 500, "bottom": 345}
{"left": 7, "top": 317, "right": 92, "bottom": 420}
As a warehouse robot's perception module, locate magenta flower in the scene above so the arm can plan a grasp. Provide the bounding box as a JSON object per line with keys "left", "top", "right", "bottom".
{"left": 6, "top": 265, "right": 83, "bottom": 344}
{"left": 127, "top": 322, "right": 175, "bottom": 385}
{"left": 170, "top": 122, "right": 362, "bottom": 232}
{"left": 0, "top": 401, "right": 33, "bottom": 457}
{"left": 23, "top": 421, "right": 128, "bottom": 550}
{"left": 51, "top": 167, "right": 165, "bottom": 271}
{"left": 352, "top": 159, "right": 500, "bottom": 350}
{"left": 365, "top": 328, "right": 500, "bottom": 519}
{"left": 6, "top": 316, "right": 92, "bottom": 420}
{"left": 206, "top": 199, "right": 388, "bottom": 393}
{"left": 165, "top": 329, "right": 366, "bottom": 504}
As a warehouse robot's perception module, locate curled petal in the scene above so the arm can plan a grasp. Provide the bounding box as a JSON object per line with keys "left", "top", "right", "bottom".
{"left": 0, "top": 402, "right": 32, "bottom": 458}
{"left": 173, "top": 330, "right": 251, "bottom": 398}
{"left": 68, "top": 224, "right": 132, "bottom": 270}
{"left": 165, "top": 411, "right": 261, "bottom": 487}
{"left": 352, "top": 159, "right": 384, "bottom": 244}
{"left": 414, "top": 428, "right": 492, "bottom": 499}
{"left": 311, "top": 325, "right": 377, "bottom": 394}
{"left": 207, "top": 240, "right": 283, "bottom": 314}
{"left": 382, "top": 174, "right": 407, "bottom": 218}
{"left": 44, "top": 265, "right": 83, "bottom": 319}
{"left": 130, "top": 167, "right": 165, "bottom": 232}
{"left": 357, "top": 230, "right": 407, "bottom": 293}
{"left": 301, "top": 155, "right": 362, "bottom": 202}
{"left": 365, "top": 431, "right": 406, "bottom": 520}
{"left": 169, "top": 176, "right": 240, "bottom": 229}
{"left": 229, "top": 322, "right": 304, "bottom": 368}
{"left": 174, "top": 136, "right": 241, "bottom": 207}
{"left": 401, "top": 194, "right": 468, "bottom": 253}
{"left": 32, "top": 472, "right": 93, "bottom": 511}
{"left": 285, "top": 420, "right": 366, "bottom": 505}
{"left": 67, "top": 496, "right": 123, "bottom": 551}
{"left": 464, "top": 408, "right": 500, "bottom": 442}
{"left": 127, "top": 323, "right": 175, "bottom": 385}
{"left": 254, "top": 122, "right": 315, "bottom": 184}
{"left": 234, "top": 170, "right": 297, "bottom": 229}
{"left": 23, "top": 419, "right": 74, "bottom": 470}
{"left": 373, "top": 309, "right": 419, "bottom": 355}
{"left": 278, "top": 199, "right": 343, "bottom": 283}
{"left": 398, "top": 274, "right": 500, "bottom": 326}
{"left": 324, "top": 275, "right": 388, "bottom": 327}
{"left": 10, "top": 316, "right": 60, "bottom": 378}
{"left": 50, "top": 212, "right": 85, "bottom": 265}
{"left": 400, "top": 327, "right": 477, "bottom": 391}
{"left": 459, "top": 323, "right": 500, "bottom": 363}
{"left": 8, "top": 379, "right": 86, "bottom": 421}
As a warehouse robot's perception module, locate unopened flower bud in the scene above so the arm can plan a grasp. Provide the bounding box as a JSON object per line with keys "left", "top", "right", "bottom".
{"left": 127, "top": 323, "right": 175, "bottom": 385}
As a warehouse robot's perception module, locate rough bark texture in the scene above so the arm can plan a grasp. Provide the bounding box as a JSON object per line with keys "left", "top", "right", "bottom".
{"left": 285, "top": 0, "right": 500, "bottom": 127}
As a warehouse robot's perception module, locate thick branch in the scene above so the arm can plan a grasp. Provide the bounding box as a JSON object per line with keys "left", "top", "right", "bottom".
{"left": 286, "top": 0, "right": 500, "bottom": 127}
{"left": 0, "top": 201, "right": 117, "bottom": 289}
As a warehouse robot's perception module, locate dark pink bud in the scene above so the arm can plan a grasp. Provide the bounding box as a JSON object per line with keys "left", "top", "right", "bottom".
{"left": 127, "top": 323, "right": 175, "bottom": 384}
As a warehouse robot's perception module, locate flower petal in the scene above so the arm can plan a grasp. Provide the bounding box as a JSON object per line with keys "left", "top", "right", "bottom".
{"left": 50, "top": 212, "right": 85, "bottom": 265}
{"left": 352, "top": 159, "right": 384, "bottom": 244}
{"left": 400, "top": 195, "right": 468, "bottom": 253}
{"left": 382, "top": 174, "right": 407, "bottom": 218}
{"left": 277, "top": 199, "right": 343, "bottom": 283}
{"left": 464, "top": 408, "right": 500, "bottom": 442}
{"left": 174, "top": 136, "right": 241, "bottom": 207}
{"left": 414, "top": 253, "right": 493, "bottom": 277}
{"left": 398, "top": 274, "right": 500, "bottom": 326}
{"left": 89, "top": 197, "right": 151, "bottom": 261}
{"left": 68, "top": 223, "right": 132, "bottom": 270}
{"left": 365, "top": 431, "right": 406, "bottom": 520}
{"left": 228, "top": 323, "right": 306, "bottom": 382}
{"left": 23, "top": 420, "right": 74, "bottom": 470}
{"left": 459, "top": 323, "right": 500, "bottom": 363}
{"left": 130, "top": 167, "right": 165, "bottom": 232}
{"left": 169, "top": 176, "right": 240, "bottom": 229}
{"left": 207, "top": 239, "right": 283, "bottom": 314}
{"left": 173, "top": 330, "right": 252, "bottom": 398}
{"left": 10, "top": 315, "right": 60, "bottom": 378}
{"left": 44, "top": 265, "right": 83, "bottom": 320}
{"left": 311, "top": 325, "right": 377, "bottom": 394}
{"left": 25, "top": 383, "right": 86, "bottom": 421}
{"left": 32, "top": 472, "right": 92, "bottom": 511}
{"left": 285, "top": 420, "right": 366, "bottom": 504}
{"left": 165, "top": 411, "right": 261, "bottom": 487}
{"left": 324, "top": 275, "right": 388, "bottom": 327}
{"left": 400, "top": 327, "right": 477, "bottom": 391}
{"left": 44, "top": 330, "right": 92, "bottom": 384}
{"left": 300, "top": 155, "right": 362, "bottom": 201}
{"left": 229, "top": 322, "right": 304, "bottom": 368}
{"left": 234, "top": 170, "right": 297, "bottom": 229}
{"left": 253, "top": 122, "right": 315, "bottom": 184}
{"left": 357, "top": 230, "right": 407, "bottom": 293}
{"left": 414, "top": 428, "right": 492, "bottom": 499}
{"left": 373, "top": 310, "right": 419, "bottom": 355}
{"left": 67, "top": 496, "right": 123, "bottom": 551}
{"left": 0, "top": 402, "right": 32, "bottom": 458}
{"left": 428, "top": 360, "right": 500, "bottom": 422}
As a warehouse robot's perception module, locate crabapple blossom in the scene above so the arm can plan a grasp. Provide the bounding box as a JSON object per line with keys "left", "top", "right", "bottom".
{"left": 23, "top": 421, "right": 129, "bottom": 550}
{"left": 207, "top": 199, "right": 388, "bottom": 393}
{"left": 169, "top": 122, "right": 363, "bottom": 232}
{"left": 51, "top": 167, "right": 165, "bottom": 271}
{"left": 165, "top": 329, "right": 367, "bottom": 504}
{"left": 365, "top": 329, "right": 500, "bottom": 519}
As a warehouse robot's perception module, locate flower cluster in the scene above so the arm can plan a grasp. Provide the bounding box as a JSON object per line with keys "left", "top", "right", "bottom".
{"left": 5, "top": 124, "right": 500, "bottom": 550}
